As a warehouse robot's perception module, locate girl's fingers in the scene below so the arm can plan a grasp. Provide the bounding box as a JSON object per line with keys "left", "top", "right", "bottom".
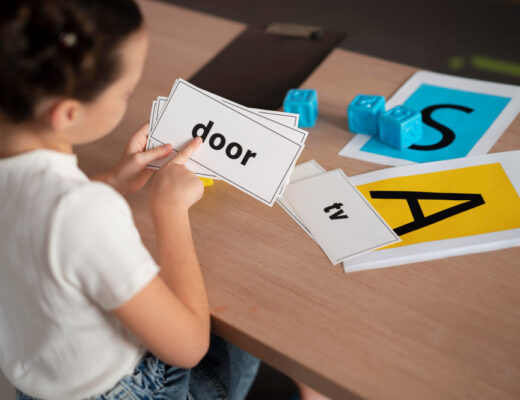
{"left": 136, "top": 143, "right": 172, "bottom": 165}
{"left": 127, "top": 122, "right": 151, "bottom": 153}
{"left": 170, "top": 137, "right": 203, "bottom": 165}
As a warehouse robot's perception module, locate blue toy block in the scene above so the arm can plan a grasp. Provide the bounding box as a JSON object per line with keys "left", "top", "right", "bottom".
{"left": 283, "top": 89, "right": 318, "bottom": 128}
{"left": 347, "top": 94, "right": 385, "bottom": 135}
{"left": 378, "top": 106, "right": 423, "bottom": 149}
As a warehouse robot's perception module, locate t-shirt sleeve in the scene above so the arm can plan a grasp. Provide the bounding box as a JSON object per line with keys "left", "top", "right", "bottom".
{"left": 49, "top": 182, "right": 160, "bottom": 310}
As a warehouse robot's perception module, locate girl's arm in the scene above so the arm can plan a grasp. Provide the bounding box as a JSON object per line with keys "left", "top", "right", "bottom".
{"left": 112, "top": 138, "right": 210, "bottom": 368}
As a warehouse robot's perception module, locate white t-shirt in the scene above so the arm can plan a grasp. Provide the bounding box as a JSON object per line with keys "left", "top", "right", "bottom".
{"left": 0, "top": 150, "right": 160, "bottom": 399}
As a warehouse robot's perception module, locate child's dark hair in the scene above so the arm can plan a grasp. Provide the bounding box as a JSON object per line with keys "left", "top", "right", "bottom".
{"left": 0, "top": 0, "right": 143, "bottom": 123}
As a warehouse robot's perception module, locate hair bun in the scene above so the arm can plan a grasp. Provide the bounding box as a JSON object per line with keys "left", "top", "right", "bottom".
{"left": 0, "top": 0, "right": 142, "bottom": 123}
{"left": 58, "top": 31, "right": 78, "bottom": 48}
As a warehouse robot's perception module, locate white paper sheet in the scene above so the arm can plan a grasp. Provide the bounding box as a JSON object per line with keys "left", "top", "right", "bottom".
{"left": 283, "top": 169, "right": 400, "bottom": 264}
{"left": 276, "top": 160, "right": 326, "bottom": 237}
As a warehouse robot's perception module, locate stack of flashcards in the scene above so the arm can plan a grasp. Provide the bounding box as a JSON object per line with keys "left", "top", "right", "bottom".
{"left": 278, "top": 160, "right": 401, "bottom": 265}
{"left": 146, "top": 79, "right": 308, "bottom": 206}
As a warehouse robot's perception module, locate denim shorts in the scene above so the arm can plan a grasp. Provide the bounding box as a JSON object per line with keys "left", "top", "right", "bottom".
{"left": 16, "top": 334, "right": 260, "bottom": 400}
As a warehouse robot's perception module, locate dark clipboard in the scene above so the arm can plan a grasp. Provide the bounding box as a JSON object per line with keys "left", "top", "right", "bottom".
{"left": 189, "top": 25, "right": 345, "bottom": 110}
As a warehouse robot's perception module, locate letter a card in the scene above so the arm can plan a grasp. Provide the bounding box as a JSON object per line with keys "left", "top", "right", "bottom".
{"left": 283, "top": 169, "right": 400, "bottom": 265}
{"left": 345, "top": 150, "right": 520, "bottom": 272}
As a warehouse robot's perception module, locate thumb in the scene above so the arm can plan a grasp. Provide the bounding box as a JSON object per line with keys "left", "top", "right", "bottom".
{"left": 126, "top": 122, "right": 151, "bottom": 153}
{"left": 136, "top": 143, "right": 172, "bottom": 165}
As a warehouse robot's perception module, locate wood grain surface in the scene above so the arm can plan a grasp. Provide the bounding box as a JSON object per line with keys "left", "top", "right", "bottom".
{"left": 75, "top": 1, "right": 520, "bottom": 399}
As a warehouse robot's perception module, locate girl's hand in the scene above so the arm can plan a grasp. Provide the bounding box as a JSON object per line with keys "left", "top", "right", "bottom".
{"left": 149, "top": 137, "right": 204, "bottom": 218}
{"left": 95, "top": 123, "right": 173, "bottom": 195}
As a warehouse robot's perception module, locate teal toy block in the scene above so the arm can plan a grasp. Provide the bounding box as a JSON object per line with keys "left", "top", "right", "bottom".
{"left": 283, "top": 89, "right": 318, "bottom": 128}
{"left": 378, "top": 106, "right": 423, "bottom": 149}
{"left": 347, "top": 94, "right": 385, "bottom": 135}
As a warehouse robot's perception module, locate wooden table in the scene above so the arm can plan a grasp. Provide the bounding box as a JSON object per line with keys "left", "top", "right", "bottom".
{"left": 76, "top": 1, "right": 520, "bottom": 399}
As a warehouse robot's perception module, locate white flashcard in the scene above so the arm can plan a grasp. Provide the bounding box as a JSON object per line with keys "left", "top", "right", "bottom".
{"left": 148, "top": 97, "right": 302, "bottom": 185}
{"left": 283, "top": 169, "right": 401, "bottom": 264}
{"left": 176, "top": 90, "right": 304, "bottom": 189}
{"left": 251, "top": 109, "right": 299, "bottom": 128}
{"left": 214, "top": 100, "right": 306, "bottom": 143}
{"left": 277, "top": 160, "right": 326, "bottom": 237}
{"left": 221, "top": 108, "right": 303, "bottom": 195}
{"left": 147, "top": 97, "right": 219, "bottom": 178}
{"left": 188, "top": 84, "right": 308, "bottom": 194}
{"left": 153, "top": 84, "right": 307, "bottom": 145}
{"left": 147, "top": 100, "right": 158, "bottom": 150}
{"left": 156, "top": 83, "right": 308, "bottom": 150}
{"left": 157, "top": 97, "right": 300, "bottom": 131}
{"left": 219, "top": 107, "right": 302, "bottom": 195}
{"left": 150, "top": 79, "right": 305, "bottom": 206}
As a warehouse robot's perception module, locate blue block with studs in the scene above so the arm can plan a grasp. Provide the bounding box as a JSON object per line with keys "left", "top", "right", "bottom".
{"left": 283, "top": 89, "right": 318, "bottom": 128}
{"left": 378, "top": 105, "right": 423, "bottom": 149}
{"left": 347, "top": 94, "right": 385, "bottom": 135}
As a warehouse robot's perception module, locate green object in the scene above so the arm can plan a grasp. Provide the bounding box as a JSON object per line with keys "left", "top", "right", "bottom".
{"left": 448, "top": 55, "right": 465, "bottom": 71}
{"left": 471, "top": 55, "right": 520, "bottom": 78}
{"left": 448, "top": 55, "right": 520, "bottom": 79}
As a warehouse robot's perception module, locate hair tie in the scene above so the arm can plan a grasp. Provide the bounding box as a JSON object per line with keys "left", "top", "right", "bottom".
{"left": 58, "top": 31, "right": 78, "bottom": 48}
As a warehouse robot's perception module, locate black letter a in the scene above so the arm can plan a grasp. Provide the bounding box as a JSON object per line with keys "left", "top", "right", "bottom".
{"left": 369, "top": 191, "right": 485, "bottom": 236}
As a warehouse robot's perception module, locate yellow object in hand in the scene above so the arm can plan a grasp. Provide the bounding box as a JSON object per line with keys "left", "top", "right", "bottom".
{"left": 199, "top": 177, "right": 214, "bottom": 187}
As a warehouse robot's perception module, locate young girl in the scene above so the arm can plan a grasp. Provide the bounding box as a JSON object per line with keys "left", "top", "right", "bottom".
{"left": 0, "top": 0, "right": 260, "bottom": 399}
